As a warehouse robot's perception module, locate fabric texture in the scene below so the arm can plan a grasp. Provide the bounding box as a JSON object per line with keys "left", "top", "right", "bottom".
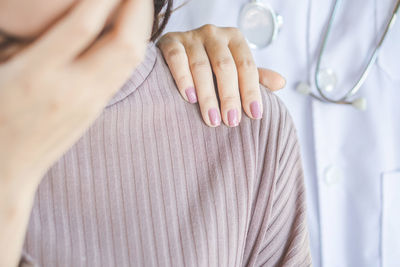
{"left": 21, "top": 44, "right": 311, "bottom": 267}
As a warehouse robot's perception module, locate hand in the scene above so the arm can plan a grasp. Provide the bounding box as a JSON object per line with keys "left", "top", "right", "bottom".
{"left": 0, "top": 0, "right": 153, "bottom": 188}
{"left": 157, "top": 24, "right": 286, "bottom": 128}
{"left": 0, "top": 0, "right": 153, "bottom": 266}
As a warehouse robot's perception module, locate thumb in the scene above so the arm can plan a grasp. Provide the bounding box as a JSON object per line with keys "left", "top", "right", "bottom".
{"left": 258, "top": 68, "right": 286, "bottom": 91}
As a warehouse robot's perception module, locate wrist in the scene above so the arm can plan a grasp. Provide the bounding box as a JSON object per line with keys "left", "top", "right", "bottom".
{"left": 0, "top": 170, "right": 40, "bottom": 206}
{"left": 0, "top": 175, "right": 37, "bottom": 267}
{"left": 0, "top": 181, "right": 37, "bottom": 235}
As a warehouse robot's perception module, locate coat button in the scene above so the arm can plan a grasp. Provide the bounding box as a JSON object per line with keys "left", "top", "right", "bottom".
{"left": 324, "top": 165, "right": 343, "bottom": 186}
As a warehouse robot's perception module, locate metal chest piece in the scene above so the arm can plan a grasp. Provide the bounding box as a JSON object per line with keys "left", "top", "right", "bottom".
{"left": 238, "top": 0, "right": 283, "bottom": 49}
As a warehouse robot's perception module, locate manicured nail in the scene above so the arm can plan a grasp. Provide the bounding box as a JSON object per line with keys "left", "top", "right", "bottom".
{"left": 185, "top": 87, "right": 197, "bottom": 103}
{"left": 208, "top": 108, "right": 221, "bottom": 126}
{"left": 228, "top": 109, "right": 239, "bottom": 127}
{"left": 250, "top": 101, "right": 262, "bottom": 119}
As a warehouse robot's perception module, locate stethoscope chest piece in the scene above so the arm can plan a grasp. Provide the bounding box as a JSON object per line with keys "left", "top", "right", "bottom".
{"left": 316, "top": 68, "right": 337, "bottom": 92}
{"left": 238, "top": 0, "right": 283, "bottom": 49}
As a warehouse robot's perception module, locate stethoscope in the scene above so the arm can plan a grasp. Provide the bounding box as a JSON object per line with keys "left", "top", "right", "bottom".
{"left": 238, "top": 0, "right": 400, "bottom": 110}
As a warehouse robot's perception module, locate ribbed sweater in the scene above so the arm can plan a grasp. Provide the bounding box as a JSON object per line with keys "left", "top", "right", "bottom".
{"left": 20, "top": 44, "right": 311, "bottom": 267}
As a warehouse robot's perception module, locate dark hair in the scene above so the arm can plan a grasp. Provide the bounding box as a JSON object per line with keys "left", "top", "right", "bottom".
{"left": 151, "top": 0, "right": 173, "bottom": 41}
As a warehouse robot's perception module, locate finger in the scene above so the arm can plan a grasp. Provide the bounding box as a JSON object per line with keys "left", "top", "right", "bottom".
{"left": 258, "top": 68, "right": 286, "bottom": 91}
{"left": 79, "top": 0, "right": 153, "bottom": 69}
{"left": 75, "top": 0, "right": 153, "bottom": 98}
{"left": 157, "top": 35, "right": 197, "bottom": 103}
{"left": 22, "top": 0, "right": 120, "bottom": 65}
{"left": 186, "top": 43, "right": 221, "bottom": 127}
{"left": 228, "top": 28, "right": 263, "bottom": 120}
{"left": 205, "top": 39, "right": 241, "bottom": 127}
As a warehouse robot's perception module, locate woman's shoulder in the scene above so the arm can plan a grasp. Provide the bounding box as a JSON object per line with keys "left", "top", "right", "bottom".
{"left": 150, "top": 46, "right": 292, "bottom": 128}
{"left": 141, "top": 47, "right": 297, "bottom": 151}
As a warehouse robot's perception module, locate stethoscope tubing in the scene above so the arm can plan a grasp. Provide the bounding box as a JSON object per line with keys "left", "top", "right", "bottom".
{"left": 311, "top": 0, "right": 400, "bottom": 104}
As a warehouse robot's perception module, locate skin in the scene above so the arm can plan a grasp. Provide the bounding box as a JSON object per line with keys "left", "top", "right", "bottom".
{"left": 0, "top": 0, "right": 77, "bottom": 38}
{"left": 0, "top": 0, "right": 285, "bottom": 266}
{"left": 0, "top": 0, "right": 285, "bottom": 128}
{"left": 158, "top": 26, "right": 286, "bottom": 127}
{"left": 0, "top": 0, "right": 153, "bottom": 266}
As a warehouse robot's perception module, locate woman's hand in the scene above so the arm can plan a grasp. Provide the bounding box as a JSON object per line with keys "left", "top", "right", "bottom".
{"left": 0, "top": 0, "right": 152, "bottom": 185}
{"left": 158, "top": 24, "right": 286, "bottom": 128}
{"left": 0, "top": 0, "right": 152, "bottom": 265}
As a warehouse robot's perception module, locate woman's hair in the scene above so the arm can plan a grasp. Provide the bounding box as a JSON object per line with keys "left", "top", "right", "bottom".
{"left": 151, "top": 0, "right": 173, "bottom": 41}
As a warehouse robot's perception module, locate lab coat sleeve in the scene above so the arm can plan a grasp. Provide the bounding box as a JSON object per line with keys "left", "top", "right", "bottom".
{"left": 251, "top": 91, "right": 312, "bottom": 267}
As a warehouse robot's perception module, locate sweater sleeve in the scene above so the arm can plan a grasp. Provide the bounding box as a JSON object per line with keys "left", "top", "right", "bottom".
{"left": 250, "top": 91, "right": 312, "bottom": 267}
{"left": 256, "top": 95, "right": 311, "bottom": 267}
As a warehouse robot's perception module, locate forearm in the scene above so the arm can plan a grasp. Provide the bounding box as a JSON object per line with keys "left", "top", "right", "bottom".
{"left": 0, "top": 177, "right": 38, "bottom": 267}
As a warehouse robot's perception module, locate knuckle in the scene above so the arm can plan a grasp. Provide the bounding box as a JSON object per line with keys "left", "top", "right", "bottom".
{"left": 176, "top": 75, "right": 190, "bottom": 86}
{"left": 165, "top": 47, "right": 184, "bottom": 62}
{"left": 201, "top": 95, "right": 218, "bottom": 105}
{"left": 220, "top": 95, "right": 240, "bottom": 104}
{"left": 226, "top": 27, "right": 242, "bottom": 36}
{"left": 200, "top": 24, "right": 218, "bottom": 36}
{"left": 227, "top": 27, "right": 246, "bottom": 43}
{"left": 158, "top": 32, "right": 177, "bottom": 45}
{"left": 214, "top": 57, "right": 235, "bottom": 71}
{"left": 183, "top": 30, "right": 199, "bottom": 43}
{"left": 242, "top": 89, "right": 260, "bottom": 101}
{"left": 190, "top": 60, "right": 210, "bottom": 72}
{"left": 159, "top": 32, "right": 174, "bottom": 41}
{"left": 236, "top": 58, "right": 256, "bottom": 70}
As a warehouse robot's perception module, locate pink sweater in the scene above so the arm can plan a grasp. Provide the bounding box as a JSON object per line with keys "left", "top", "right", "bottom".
{"left": 20, "top": 44, "right": 311, "bottom": 267}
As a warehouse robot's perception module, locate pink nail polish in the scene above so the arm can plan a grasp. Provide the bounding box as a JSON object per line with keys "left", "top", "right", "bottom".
{"left": 250, "top": 101, "right": 262, "bottom": 119}
{"left": 208, "top": 108, "right": 221, "bottom": 126}
{"left": 185, "top": 87, "right": 198, "bottom": 103}
{"left": 228, "top": 109, "right": 239, "bottom": 127}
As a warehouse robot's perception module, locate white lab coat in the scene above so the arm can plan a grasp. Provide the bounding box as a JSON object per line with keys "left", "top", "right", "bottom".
{"left": 164, "top": 0, "right": 400, "bottom": 266}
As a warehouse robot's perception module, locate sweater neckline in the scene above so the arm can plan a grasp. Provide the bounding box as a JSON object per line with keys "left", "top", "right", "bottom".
{"left": 106, "top": 43, "right": 157, "bottom": 108}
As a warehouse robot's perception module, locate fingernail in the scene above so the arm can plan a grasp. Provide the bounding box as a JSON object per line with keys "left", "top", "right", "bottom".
{"left": 185, "top": 87, "right": 197, "bottom": 103}
{"left": 228, "top": 109, "right": 239, "bottom": 127}
{"left": 250, "top": 101, "right": 262, "bottom": 119}
{"left": 208, "top": 108, "right": 221, "bottom": 126}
